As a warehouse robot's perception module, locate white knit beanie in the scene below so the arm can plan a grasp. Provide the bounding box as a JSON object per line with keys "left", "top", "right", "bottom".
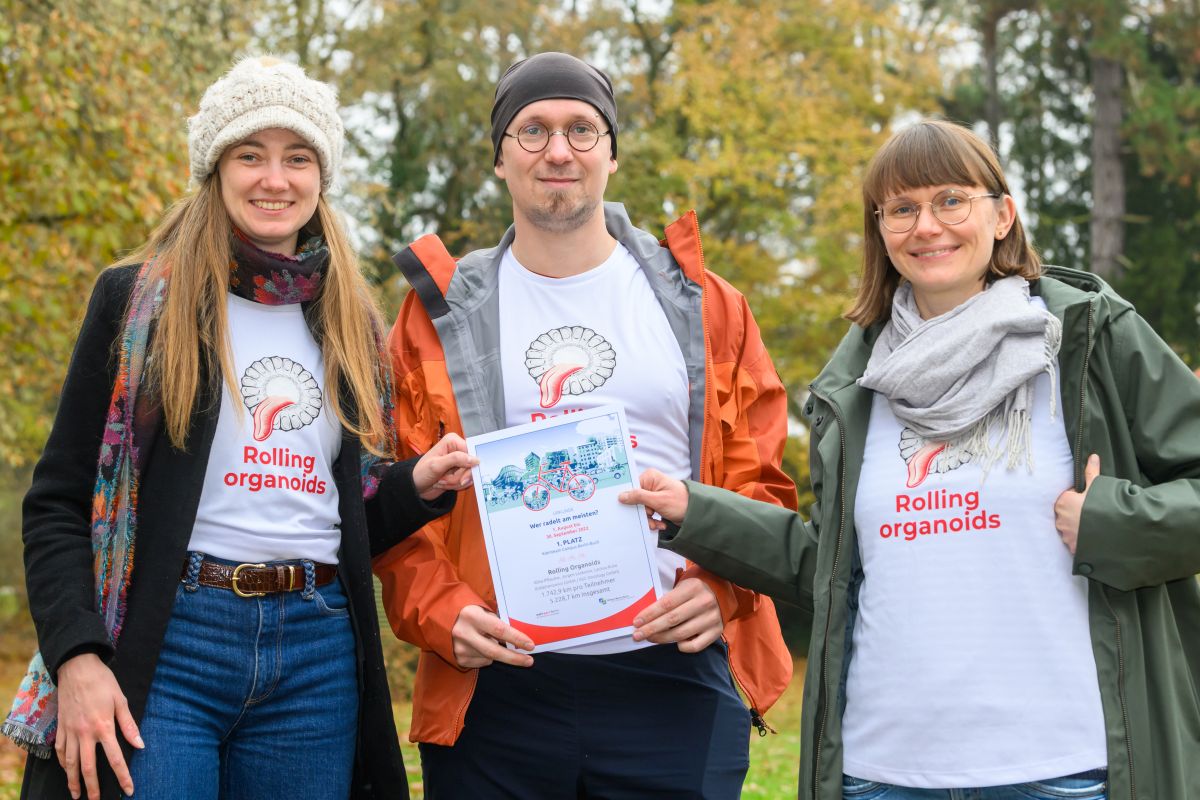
{"left": 187, "top": 55, "right": 343, "bottom": 192}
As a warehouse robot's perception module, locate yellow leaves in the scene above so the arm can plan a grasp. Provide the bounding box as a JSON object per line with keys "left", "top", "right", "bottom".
{"left": 0, "top": 0, "right": 252, "bottom": 466}
{"left": 0, "top": 0, "right": 965, "bottom": 470}
{"left": 614, "top": 0, "right": 948, "bottom": 417}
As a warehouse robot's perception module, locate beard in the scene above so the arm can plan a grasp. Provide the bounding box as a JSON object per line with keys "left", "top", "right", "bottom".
{"left": 523, "top": 186, "right": 599, "bottom": 234}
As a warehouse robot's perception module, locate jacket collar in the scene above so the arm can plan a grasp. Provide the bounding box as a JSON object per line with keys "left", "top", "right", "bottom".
{"left": 445, "top": 201, "right": 694, "bottom": 305}
{"left": 809, "top": 323, "right": 879, "bottom": 402}
{"left": 1032, "top": 265, "right": 1118, "bottom": 322}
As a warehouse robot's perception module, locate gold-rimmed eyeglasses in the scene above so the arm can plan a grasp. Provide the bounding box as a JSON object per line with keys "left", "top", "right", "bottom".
{"left": 503, "top": 120, "right": 611, "bottom": 154}
{"left": 875, "top": 189, "right": 1001, "bottom": 233}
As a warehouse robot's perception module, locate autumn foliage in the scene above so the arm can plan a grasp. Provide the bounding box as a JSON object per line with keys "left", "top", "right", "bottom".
{"left": 2, "top": 0, "right": 1196, "bottom": 476}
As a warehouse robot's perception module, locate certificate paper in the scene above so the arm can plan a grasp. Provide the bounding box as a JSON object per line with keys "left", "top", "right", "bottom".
{"left": 468, "top": 405, "right": 663, "bottom": 652}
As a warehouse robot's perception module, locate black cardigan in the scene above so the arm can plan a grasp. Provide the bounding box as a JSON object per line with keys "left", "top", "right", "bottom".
{"left": 21, "top": 264, "right": 448, "bottom": 799}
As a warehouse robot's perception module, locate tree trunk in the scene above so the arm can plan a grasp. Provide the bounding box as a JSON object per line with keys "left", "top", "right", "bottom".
{"left": 1090, "top": 54, "right": 1125, "bottom": 279}
{"left": 981, "top": 7, "right": 1001, "bottom": 146}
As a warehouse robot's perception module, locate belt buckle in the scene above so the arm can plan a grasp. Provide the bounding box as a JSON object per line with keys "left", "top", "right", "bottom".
{"left": 231, "top": 563, "right": 268, "bottom": 598}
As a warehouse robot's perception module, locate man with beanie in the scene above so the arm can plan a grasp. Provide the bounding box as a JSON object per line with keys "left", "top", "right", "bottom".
{"left": 375, "top": 51, "right": 796, "bottom": 797}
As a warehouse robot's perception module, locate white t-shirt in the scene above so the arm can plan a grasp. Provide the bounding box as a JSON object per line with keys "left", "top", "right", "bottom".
{"left": 842, "top": 301, "right": 1107, "bottom": 787}
{"left": 189, "top": 294, "right": 342, "bottom": 564}
{"left": 498, "top": 243, "right": 692, "bottom": 654}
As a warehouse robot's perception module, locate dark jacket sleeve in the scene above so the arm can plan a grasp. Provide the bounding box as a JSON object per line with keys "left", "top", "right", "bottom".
{"left": 23, "top": 267, "right": 136, "bottom": 678}
{"left": 660, "top": 480, "right": 818, "bottom": 609}
{"left": 363, "top": 456, "right": 456, "bottom": 558}
{"left": 1075, "top": 309, "right": 1200, "bottom": 590}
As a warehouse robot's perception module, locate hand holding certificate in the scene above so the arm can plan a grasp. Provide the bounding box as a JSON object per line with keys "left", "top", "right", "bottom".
{"left": 467, "top": 406, "right": 663, "bottom": 652}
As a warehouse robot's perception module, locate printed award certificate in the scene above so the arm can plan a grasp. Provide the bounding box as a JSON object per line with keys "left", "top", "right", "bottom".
{"left": 467, "top": 405, "right": 663, "bottom": 652}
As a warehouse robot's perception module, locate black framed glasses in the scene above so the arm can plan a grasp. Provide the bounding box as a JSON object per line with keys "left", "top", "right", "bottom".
{"left": 875, "top": 189, "right": 1002, "bottom": 233}
{"left": 503, "top": 120, "right": 611, "bottom": 153}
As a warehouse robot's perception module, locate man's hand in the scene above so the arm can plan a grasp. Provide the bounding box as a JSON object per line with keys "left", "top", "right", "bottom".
{"left": 631, "top": 578, "right": 723, "bottom": 653}
{"left": 55, "top": 653, "right": 143, "bottom": 800}
{"left": 1053, "top": 453, "right": 1101, "bottom": 555}
{"left": 413, "top": 433, "right": 478, "bottom": 501}
{"left": 618, "top": 468, "right": 689, "bottom": 531}
{"left": 451, "top": 605, "right": 536, "bottom": 669}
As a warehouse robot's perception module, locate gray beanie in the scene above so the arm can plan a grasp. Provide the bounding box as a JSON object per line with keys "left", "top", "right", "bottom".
{"left": 187, "top": 55, "right": 343, "bottom": 191}
{"left": 490, "top": 52, "right": 617, "bottom": 165}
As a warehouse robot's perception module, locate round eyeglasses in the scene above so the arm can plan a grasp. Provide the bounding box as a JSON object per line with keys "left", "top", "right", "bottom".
{"left": 875, "top": 189, "right": 1001, "bottom": 233}
{"left": 503, "top": 120, "right": 611, "bottom": 154}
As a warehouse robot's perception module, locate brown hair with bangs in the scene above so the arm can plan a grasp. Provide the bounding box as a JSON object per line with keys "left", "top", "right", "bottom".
{"left": 846, "top": 119, "right": 1041, "bottom": 327}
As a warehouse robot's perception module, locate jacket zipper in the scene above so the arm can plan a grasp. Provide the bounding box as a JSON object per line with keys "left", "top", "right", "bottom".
{"left": 1075, "top": 300, "right": 1135, "bottom": 799}
{"left": 722, "top": 643, "right": 774, "bottom": 736}
{"left": 691, "top": 212, "right": 713, "bottom": 490}
{"left": 807, "top": 386, "right": 847, "bottom": 798}
{"left": 1110, "top": 595, "right": 1135, "bottom": 799}
{"left": 1073, "top": 302, "right": 1094, "bottom": 489}
{"left": 690, "top": 214, "right": 774, "bottom": 738}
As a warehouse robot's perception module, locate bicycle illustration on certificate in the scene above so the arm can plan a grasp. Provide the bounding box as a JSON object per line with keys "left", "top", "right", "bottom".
{"left": 466, "top": 405, "right": 661, "bottom": 651}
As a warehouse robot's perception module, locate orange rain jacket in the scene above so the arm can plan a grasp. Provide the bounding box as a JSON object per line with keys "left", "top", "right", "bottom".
{"left": 375, "top": 203, "right": 797, "bottom": 745}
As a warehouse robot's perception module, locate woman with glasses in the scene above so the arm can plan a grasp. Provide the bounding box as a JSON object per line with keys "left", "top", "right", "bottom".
{"left": 8, "top": 56, "right": 476, "bottom": 800}
{"left": 621, "top": 119, "right": 1200, "bottom": 799}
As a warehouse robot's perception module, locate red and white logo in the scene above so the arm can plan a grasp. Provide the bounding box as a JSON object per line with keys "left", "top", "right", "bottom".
{"left": 240, "top": 356, "right": 323, "bottom": 441}
{"left": 525, "top": 326, "right": 616, "bottom": 409}
{"left": 898, "top": 428, "right": 975, "bottom": 488}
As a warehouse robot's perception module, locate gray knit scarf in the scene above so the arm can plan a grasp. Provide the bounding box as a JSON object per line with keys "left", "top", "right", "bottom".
{"left": 857, "top": 275, "right": 1062, "bottom": 472}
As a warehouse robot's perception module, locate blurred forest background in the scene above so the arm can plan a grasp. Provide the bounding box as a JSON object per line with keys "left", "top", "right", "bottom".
{"left": 0, "top": 0, "right": 1196, "bottom": 791}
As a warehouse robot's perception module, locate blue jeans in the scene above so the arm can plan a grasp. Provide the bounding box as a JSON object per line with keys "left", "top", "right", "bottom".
{"left": 126, "top": 557, "right": 358, "bottom": 800}
{"left": 843, "top": 772, "right": 1107, "bottom": 800}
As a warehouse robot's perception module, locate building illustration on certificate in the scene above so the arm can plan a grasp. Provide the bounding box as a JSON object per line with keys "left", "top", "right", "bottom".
{"left": 476, "top": 413, "right": 631, "bottom": 514}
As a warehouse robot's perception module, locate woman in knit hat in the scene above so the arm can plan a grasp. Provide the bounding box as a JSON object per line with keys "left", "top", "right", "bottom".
{"left": 7, "top": 55, "right": 473, "bottom": 799}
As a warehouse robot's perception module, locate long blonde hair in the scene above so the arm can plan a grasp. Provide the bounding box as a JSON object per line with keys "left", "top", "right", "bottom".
{"left": 115, "top": 172, "right": 392, "bottom": 456}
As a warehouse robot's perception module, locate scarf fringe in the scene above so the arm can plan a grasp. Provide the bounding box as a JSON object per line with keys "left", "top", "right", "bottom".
{"left": 959, "top": 403, "right": 1036, "bottom": 479}
{"left": 1045, "top": 313, "right": 1063, "bottom": 421}
{"left": 2, "top": 720, "right": 54, "bottom": 760}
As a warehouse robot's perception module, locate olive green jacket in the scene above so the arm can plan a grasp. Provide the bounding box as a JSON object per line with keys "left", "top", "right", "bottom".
{"left": 662, "top": 267, "right": 1200, "bottom": 800}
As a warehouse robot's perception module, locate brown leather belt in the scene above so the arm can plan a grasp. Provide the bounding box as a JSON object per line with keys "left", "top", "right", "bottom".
{"left": 183, "top": 560, "right": 337, "bottom": 598}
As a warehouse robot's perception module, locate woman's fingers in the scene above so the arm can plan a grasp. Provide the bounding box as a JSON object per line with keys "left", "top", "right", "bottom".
{"left": 78, "top": 734, "right": 99, "bottom": 800}
{"left": 617, "top": 469, "right": 690, "bottom": 524}
{"left": 99, "top": 734, "right": 133, "bottom": 798}
{"left": 116, "top": 694, "right": 144, "bottom": 750}
{"left": 107, "top": 694, "right": 143, "bottom": 795}
{"left": 57, "top": 731, "right": 80, "bottom": 800}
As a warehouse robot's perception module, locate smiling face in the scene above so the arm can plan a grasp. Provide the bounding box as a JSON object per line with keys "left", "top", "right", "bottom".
{"left": 877, "top": 183, "right": 1016, "bottom": 318}
{"left": 218, "top": 127, "right": 321, "bottom": 255}
{"left": 494, "top": 98, "right": 617, "bottom": 234}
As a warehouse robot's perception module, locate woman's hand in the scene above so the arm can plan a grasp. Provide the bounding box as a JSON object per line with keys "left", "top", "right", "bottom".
{"left": 55, "top": 653, "right": 143, "bottom": 800}
{"left": 1053, "top": 453, "right": 1101, "bottom": 555}
{"left": 618, "top": 469, "right": 690, "bottom": 531}
{"left": 412, "top": 433, "right": 479, "bottom": 501}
